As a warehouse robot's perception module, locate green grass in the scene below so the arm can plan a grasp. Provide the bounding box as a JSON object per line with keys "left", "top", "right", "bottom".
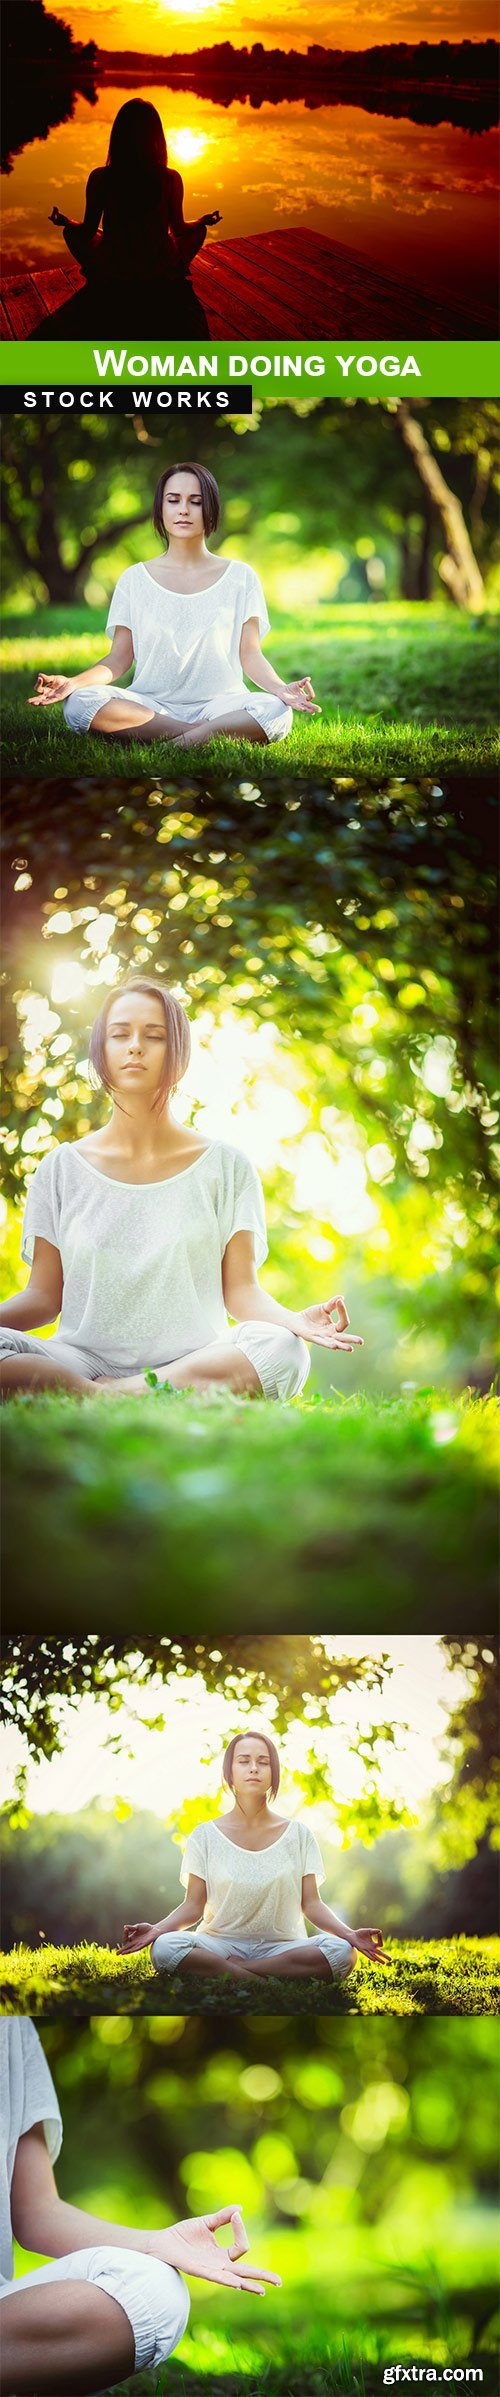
{"left": 2, "top": 1939, "right": 499, "bottom": 2019}
{"left": 1, "top": 604, "right": 498, "bottom": 776}
{"left": 2, "top": 1389, "right": 497, "bottom": 1632}
{"left": 111, "top": 2346, "right": 500, "bottom": 2397}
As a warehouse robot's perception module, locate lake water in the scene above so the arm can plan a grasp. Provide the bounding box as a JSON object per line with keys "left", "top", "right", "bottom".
{"left": 2, "top": 81, "right": 498, "bottom": 316}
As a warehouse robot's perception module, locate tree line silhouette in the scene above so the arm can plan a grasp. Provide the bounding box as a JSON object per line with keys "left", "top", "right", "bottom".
{"left": 2, "top": 0, "right": 98, "bottom": 175}
{"left": 2, "top": 6, "right": 498, "bottom": 174}
{"left": 97, "top": 42, "right": 499, "bottom": 131}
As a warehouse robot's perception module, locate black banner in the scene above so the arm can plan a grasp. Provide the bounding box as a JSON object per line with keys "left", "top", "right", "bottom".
{"left": 0, "top": 385, "right": 253, "bottom": 414}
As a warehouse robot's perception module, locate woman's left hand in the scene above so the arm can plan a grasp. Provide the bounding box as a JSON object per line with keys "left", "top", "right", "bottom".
{"left": 152, "top": 2208, "right": 281, "bottom": 2296}
{"left": 352, "top": 1927, "right": 385, "bottom": 1960}
{"left": 281, "top": 678, "right": 321, "bottom": 715}
{"left": 293, "top": 1295, "right": 363, "bottom": 1350}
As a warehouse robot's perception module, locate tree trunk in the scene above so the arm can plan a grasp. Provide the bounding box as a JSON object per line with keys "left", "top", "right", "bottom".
{"left": 416, "top": 493, "right": 433, "bottom": 601}
{"left": 399, "top": 526, "right": 414, "bottom": 599}
{"left": 396, "top": 402, "right": 485, "bottom": 611}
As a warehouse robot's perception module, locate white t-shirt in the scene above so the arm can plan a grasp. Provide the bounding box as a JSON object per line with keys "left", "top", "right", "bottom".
{"left": 0, "top": 2022, "right": 62, "bottom": 2286}
{"left": 21, "top": 1138, "right": 268, "bottom": 1372}
{"left": 106, "top": 560, "right": 270, "bottom": 709}
{"left": 179, "top": 1817, "right": 325, "bottom": 1943}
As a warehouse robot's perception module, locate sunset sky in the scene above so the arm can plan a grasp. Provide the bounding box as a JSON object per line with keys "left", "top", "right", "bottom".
{"left": 49, "top": 0, "right": 497, "bottom": 55}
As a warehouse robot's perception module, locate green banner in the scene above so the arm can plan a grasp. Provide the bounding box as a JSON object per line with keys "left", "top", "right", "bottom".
{"left": 0, "top": 338, "right": 498, "bottom": 399}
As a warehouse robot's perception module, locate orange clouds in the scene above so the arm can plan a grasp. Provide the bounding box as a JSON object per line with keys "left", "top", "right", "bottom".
{"left": 47, "top": 0, "right": 498, "bottom": 54}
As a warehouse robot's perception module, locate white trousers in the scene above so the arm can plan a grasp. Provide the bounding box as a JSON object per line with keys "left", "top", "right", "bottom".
{"left": 0, "top": 1320, "right": 310, "bottom": 1402}
{"left": 63, "top": 684, "right": 293, "bottom": 744}
{"left": 151, "top": 1932, "right": 355, "bottom": 1979}
{"left": 0, "top": 2244, "right": 190, "bottom": 2379}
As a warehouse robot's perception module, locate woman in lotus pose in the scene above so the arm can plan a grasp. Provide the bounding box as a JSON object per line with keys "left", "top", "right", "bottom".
{"left": 0, "top": 977, "right": 362, "bottom": 1403}
{"left": 46, "top": 97, "right": 218, "bottom": 336}
{"left": 119, "top": 1729, "right": 384, "bottom": 1984}
{"left": 0, "top": 2019, "right": 279, "bottom": 2396}
{"left": 29, "top": 462, "right": 320, "bottom": 752}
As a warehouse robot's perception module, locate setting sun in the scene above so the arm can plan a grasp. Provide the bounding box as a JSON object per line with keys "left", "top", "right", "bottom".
{"left": 170, "top": 127, "right": 210, "bottom": 164}
{"left": 46, "top": 0, "right": 497, "bottom": 50}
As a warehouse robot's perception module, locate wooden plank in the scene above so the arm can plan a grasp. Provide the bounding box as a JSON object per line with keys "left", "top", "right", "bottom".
{"left": 0, "top": 297, "right": 11, "bottom": 337}
{"left": 32, "top": 264, "right": 84, "bottom": 305}
{"left": 2, "top": 231, "right": 495, "bottom": 340}
{"left": 201, "top": 238, "right": 330, "bottom": 321}
{"left": 1, "top": 272, "right": 52, "bottom": 338}
{"left": 203, "top": 229, "right": 489, "bottom": 338}
{"left": 256, "top": 228, "right": 495, "bottom": 335}
{"left": 193, "top": 251, "right": 319, "bottom": 338}
{"left": 195, "top": 232, "right": 344, "bottom": 335}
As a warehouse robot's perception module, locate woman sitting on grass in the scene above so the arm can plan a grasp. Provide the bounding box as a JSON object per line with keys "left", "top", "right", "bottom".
{"left": 28, "top": 461, "right": 320, "bottom": 752}
{"left": 0, "top": 976, "right": 362, "bottom": 1402}
{"left": 46, "top": 96, "right": 219, "bottom": 336}
{"left": 119, "top": 1729, "right": 384, "bottom": 1985}
{"left": 0, "top": 2019, "right": 279, "bottom": 2397}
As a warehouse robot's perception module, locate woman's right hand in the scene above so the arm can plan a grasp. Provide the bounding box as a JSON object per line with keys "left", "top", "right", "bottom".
{"left": 118, "top": 1921, "right": 156, "bottom": 1954}
{"left": 28, "top": 674, "right": 75, "bottom": 708}
{"left": 49, "top": 206, "right": 66, "bottom": 225}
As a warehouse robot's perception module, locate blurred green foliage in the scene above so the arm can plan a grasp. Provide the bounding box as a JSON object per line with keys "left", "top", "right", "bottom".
{"left": 2, "top": 1390, "right": 498, "bottom": 1631}
{"left": 2, "top": 405, "right": 499, "bottom": 611}
{"left": 13, "top": 2015, "right": 500, "bottom": 2382}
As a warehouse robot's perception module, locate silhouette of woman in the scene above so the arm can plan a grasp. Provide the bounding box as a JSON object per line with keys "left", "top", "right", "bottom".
{"left": 45, "top": 98, "right": 221, "bottom": 335}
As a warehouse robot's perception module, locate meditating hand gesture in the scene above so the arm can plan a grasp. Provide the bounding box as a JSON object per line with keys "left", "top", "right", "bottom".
{"left": 118, "top": 1921, "right": 156, "bottom": 1953}
{"left": 152, "top": 2207, "right": 281, "bottom": 2297}
{"left": 29, "top": 674, "right": 76, "bottom": 707}
{"left": 292, "top": 1294, "right": 363, "bottom": 1351}
{"left": 351, "top": 1927, "right": 385, "bottom": 1960}
{"left": 280, "top": 675, "right": 321, "bottom": 715}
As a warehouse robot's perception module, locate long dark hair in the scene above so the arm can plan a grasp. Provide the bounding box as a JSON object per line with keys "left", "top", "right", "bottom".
{"left": 104, "top": 101, "right": 171, "bottom": 246}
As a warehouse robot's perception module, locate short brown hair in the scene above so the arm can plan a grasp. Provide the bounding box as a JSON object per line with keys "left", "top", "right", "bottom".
{"left": 88, "top": 976, "right": 191, "bottom": 1108}
{"left": 222, "top": 1730, "right": 280, "bottom": 1798}
{"left": 153, "top": 462, "right": 220, "bottom": 542}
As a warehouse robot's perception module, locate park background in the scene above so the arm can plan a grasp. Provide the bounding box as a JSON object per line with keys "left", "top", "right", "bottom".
{"left": 10, "top": 2013, "right": 500, "bottom": 2394}
{"left": 1, "top": 770, "right": 497, "bottom": 1626}
{"left": 1, "top": 1634, "right": 498, "bottom": 2015}
{"left": 1, "top": 401, "right": 499, "bottom": 776}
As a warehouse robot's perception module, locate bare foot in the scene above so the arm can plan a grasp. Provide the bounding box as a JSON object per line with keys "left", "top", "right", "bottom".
{"left": 225, "top": 1956, "right": 261, "bottom": 1981}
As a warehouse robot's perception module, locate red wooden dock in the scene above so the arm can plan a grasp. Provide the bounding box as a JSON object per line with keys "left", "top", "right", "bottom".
{"left": 1, "top": 231, "right": 495, "bottom": 341}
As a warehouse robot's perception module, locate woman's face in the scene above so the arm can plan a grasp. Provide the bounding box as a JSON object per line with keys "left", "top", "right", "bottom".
{"left": 230, "top": 1736, "right": 274, "bottom": 1803}
{"left": 104, "top": 992, "right": 169, "bottom": 1100}
{"left": 162, "top": 472, "right": 205, "bottom": 538}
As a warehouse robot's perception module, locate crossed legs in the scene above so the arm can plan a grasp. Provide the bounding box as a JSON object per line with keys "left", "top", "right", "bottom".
{"left": 153, "top": 1942, "right": 352, "bottom": 1984}
{"left": 0, "top": 2281, "right": 134, "bottom": 2397}
{"left": 88, "top": 699, "right": 267, "bottom": 747}
{"left": 0, "top": 1341, "right": 262, "bottom": 1400}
